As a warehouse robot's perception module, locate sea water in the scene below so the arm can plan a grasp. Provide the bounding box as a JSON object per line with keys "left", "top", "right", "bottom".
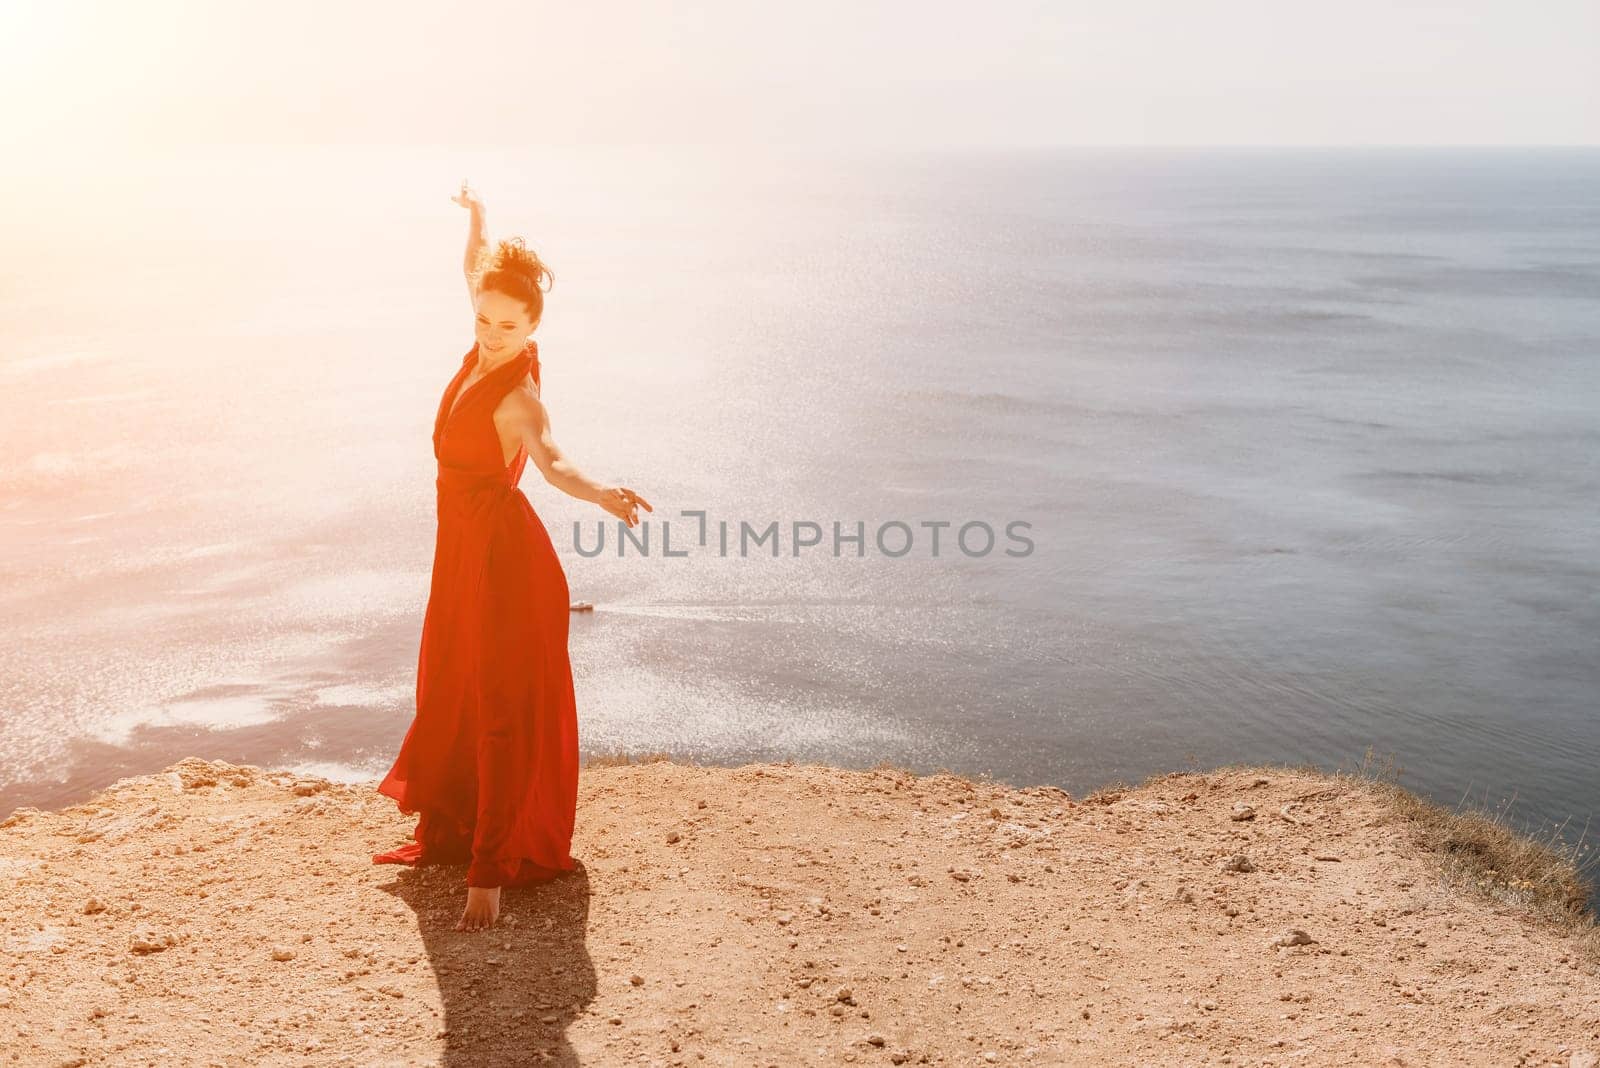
{"left": 2, "top": 143, "right": 1596, "bottom": 901}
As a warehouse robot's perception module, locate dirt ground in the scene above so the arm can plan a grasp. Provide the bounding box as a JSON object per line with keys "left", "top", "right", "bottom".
{"left": 2, "top": 756, "right": 1598, "bottom": 1067}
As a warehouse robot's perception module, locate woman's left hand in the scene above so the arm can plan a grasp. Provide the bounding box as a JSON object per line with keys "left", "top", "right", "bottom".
{"left": 599, "top": 486, "right": 653, "bottom": 528}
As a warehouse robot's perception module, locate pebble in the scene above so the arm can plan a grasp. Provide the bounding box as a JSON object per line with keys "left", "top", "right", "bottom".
{"left": 1271, "top": 929, "right": 1316, "bottom": 948}
{"left": 130, "top": 932, "right": 176, "bottom": 955}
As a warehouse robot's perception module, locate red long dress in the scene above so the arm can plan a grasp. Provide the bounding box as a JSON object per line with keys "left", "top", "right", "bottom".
{"left": 372, "top": 338, "right": 579, "bottom": 888}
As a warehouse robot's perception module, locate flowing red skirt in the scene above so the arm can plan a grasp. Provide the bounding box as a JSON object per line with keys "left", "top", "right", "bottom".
{"left": 372, "top": 343, "right": 578, "bottom": 888}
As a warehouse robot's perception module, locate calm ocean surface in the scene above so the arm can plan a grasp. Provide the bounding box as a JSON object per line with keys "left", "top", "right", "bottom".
{"left": 3, "top": 145, "right": 1597, "bottom": 899}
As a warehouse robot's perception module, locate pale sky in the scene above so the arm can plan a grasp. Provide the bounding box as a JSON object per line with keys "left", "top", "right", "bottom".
{"left": 2, "top": 0, "right": 1596, "bottom": 154}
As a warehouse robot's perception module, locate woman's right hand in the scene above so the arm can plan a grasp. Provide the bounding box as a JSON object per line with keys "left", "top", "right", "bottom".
{"left": 451, "top": 179, "right": 484, "bottom": 213}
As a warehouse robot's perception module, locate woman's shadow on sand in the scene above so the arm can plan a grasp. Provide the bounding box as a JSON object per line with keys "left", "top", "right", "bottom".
{"left": 375, "top": 862, "right": 596, "bottom": 1066}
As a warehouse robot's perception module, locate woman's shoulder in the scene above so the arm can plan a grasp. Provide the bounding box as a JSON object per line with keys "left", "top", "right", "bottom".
{"left": 493, "top": 375, "right": 544, "bottom": 425}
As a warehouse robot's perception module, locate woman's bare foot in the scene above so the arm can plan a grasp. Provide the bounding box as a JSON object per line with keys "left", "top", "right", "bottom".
{"left": 455, "top": 885, "right": 500, "bottom": 932}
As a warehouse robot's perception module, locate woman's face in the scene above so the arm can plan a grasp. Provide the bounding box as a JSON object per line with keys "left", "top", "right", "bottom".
{"left": 473, "top": 287, "right": 537, "bottom": 358}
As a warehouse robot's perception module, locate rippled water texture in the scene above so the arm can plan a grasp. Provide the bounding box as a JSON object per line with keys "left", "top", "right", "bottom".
{"left": 2, "top": 144, "right": 1596, "bottom": 899}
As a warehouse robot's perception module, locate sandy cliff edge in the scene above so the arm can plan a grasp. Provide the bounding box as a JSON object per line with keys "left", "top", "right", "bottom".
{"left": 2, "top": 756, "right": 1598, "bottom": 1067}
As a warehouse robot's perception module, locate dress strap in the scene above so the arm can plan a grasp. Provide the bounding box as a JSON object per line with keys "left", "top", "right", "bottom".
{"left": 432, "top": 339, "right": 541, "bottom": 458}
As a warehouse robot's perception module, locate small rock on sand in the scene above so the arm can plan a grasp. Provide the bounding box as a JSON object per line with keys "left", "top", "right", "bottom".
{"left": 1271, "top": 928, "right": 1317, "bottom": 948}
{"left": 130, "top": 931, "right": 176, "bottom": 955}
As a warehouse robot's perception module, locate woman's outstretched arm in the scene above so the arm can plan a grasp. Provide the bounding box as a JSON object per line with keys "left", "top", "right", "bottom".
{"left": 451, "top": 180, "right": 489, "bottom": 303}
{"left": 497, "top": 387, "right": 652, "bottom": 527}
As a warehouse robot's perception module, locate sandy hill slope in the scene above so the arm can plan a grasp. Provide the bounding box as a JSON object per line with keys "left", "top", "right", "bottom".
{"left": 2, "top": 757, "right": 1598, "bottom": 1066}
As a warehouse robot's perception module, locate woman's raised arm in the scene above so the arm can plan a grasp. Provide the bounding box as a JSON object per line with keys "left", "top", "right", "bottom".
{"left": 451, "top": 180, "right": 489, "bottom": 305}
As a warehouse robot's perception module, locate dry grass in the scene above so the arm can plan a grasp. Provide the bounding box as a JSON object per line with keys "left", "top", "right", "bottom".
{"left": 1341, "top": 747, "right": 1596, "bottom": 917}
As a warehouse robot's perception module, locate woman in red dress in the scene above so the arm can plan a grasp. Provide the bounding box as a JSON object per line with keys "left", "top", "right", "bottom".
{"left": 373, "top": 181, "right": 651, "bottom": 932}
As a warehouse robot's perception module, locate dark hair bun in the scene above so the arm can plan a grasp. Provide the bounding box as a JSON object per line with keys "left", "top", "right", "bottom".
{"left": 472, "top": 236, "right": 554, "bottom": 323}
